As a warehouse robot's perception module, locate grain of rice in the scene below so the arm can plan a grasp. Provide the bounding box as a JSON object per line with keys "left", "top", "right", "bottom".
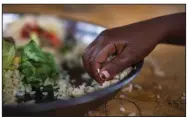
{"left": 128, "top": 112, "right": 136, "bottom": 116}
{"left": 158, "top": 85, "right": 162, "bottom": 90}
{"left": 119, "top": 94, "right": 125, "bottom": 99}
{"left": 84, "top": 86, "right": 95, "bottom": 93}
{"left": 122, "top": 83, "right": 133, "bottom": 93}
{"left": 134, "top": 84, "right": 142, "bottom": 90}
{"left": 120, "top": 106, "right": 125, "bottom": 112}
{"left": 71, "top": 79, "right": 76, "bottom": 83}
{"left": 181, "top": 96, "right": 185, "bottom": 100}
{"left": 42, "top": 92, "right": 48, "bottom": 95}
{"left": 72, "top": 87, "right": 85, "bottom": 97}
{"left": 25, "top": 85, "right": 32, "bottom": 93}
{"left": 54, "top": 92, "right": 59, "bottom": 97}
{"left": 16, "top": 91, "right": 25, "bottom": 97}
{"left": 156, "top": 95, "right": 160, "bottom": 99}
{"left": 114, "top": 74, "right": 120, "bottom": 79}
{"left": 154, "top": 70, "right": 165, "bottom": 77}
{"left": 81, "top": 73, "right": 90, "bottom": 80}
{"left": 110, "top": 79, "right": 119, "bottom": 84}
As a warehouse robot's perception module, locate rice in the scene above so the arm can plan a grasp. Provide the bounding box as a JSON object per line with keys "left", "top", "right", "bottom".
{"left": 119, "top": 94, "right": 125, "bottom": 99}
{"left": 120, "top": 106, "right": 126, "bottom": 112}
{"left": 56, "top": 67, "right": 133, "bottom": 100}
{"left": 121, "top": 83, "right": 133, "bottom": 93}
{"left": 84, "top": 86, "right": 95, "bottom": 93}
{"left": 133, "top": 84, "right": 142, "bottom": 90}
{"left": 3, "top": 70, "right": 23, "bottom": 104}
{"left": 181, "top": 96, "right": 185, "bottom": 100}
{"left": 81, "top": 73, "right": 90, "bottom": 80}
{"left": 156, "top": 95, "right": 160, "bottom": 99}
{"left": 3, "top": 50, "right": 133, "bottom": 104}
{"left": 182, "top": 93, "right": 185, "bottom": 97}
{"left": 54, "top": 43, "right": 133, "bottom": 100}
{"left": 128, "top": 112, "right": 136, "bottom": 116}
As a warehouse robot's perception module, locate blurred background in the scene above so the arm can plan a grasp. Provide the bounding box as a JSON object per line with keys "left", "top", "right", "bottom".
{"left": 2, "top": 4, "right": 186, "bottom": 116}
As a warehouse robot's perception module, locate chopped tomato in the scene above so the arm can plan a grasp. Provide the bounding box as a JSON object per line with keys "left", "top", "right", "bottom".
{"left": 20, "top": 23, "right": 61, "bottom": 48}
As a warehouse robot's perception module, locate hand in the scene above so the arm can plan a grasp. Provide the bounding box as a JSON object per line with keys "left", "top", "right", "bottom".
{"left": 82, "top": 13, "right": 185, "bottom": 84}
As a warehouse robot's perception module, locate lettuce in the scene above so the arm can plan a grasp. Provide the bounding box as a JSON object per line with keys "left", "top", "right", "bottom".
{"left": 19, "top": 40, "right": 59, "bottom": 88}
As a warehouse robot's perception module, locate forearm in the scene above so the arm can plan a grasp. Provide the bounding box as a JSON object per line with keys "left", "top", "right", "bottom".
{"left": 158, "top": 13, "right": 186, "bottom": 45}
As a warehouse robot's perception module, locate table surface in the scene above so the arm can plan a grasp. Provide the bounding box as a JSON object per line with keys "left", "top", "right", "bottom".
{"left": 3, "top": 4, "right": 186, "bottom": 116}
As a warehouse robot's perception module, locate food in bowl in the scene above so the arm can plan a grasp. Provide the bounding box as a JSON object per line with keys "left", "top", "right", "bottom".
{"left": 2, "top": 14, "right": 133, "bottom": 105}
{"left": 2, "top": 36, "right": 133, "bottom": 105}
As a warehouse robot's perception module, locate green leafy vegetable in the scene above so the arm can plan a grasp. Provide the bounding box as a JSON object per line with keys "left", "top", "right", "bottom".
{"left": 19, "top": 40, "right": 59, "bottom": 88}
{"left": 3, "top": 39, "right": 16, "bottom": 69}
{"left": 21, "top": 40, "right": 46, "bottom": 62}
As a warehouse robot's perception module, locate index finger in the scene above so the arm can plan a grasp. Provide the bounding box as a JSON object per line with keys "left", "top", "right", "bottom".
{"left": 95, "top": 43, "right": 116, "bottom": 64}
{"left": 91, "top": 43, "right": 116, "bottom": 83}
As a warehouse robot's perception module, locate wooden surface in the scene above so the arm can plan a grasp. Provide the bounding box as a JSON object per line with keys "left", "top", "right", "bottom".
{"left": 3, "top": 5, "right": 186, "bottom": 116}
{"left": 85, "top": 45, "right": 186, "bottom": 116}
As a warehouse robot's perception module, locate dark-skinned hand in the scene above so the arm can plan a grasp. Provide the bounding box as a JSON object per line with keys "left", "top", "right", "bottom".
{"left": 82, "top": 13, "right": 185, "bottom": 84}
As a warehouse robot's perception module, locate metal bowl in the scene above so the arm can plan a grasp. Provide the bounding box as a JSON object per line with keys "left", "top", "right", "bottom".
{"left": 2, "top": 14, "right": 144, "bottom": 116}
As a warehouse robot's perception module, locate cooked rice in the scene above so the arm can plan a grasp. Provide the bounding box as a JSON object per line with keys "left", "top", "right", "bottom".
{"left": 120, "top": 106, "right": 126, "bottom": 112}
{"left": 133, "top": 84, "right": 142, "bottom": 90}
{"left": 156, "top": 95, "right": 160, "bottom": 99}
{"left": 119, "top": 94, "right": 125, "bottom": 99}
{"left": 121, "top": 83, "right": 133, "bottom": 93}
{"left": 128, "top": 112, "right": 136, "bottom": 116}
{"left": 182, "top": 93, "right": 185, "bottom": 97}
{"left": 3, "top": 43, "right": 133, "bottom": 104}
{"left": 3, "top": 70, "right": 23, "bottom": 104}
{"left": 56, "top": 67, "right": 133, "bottom": 100}
{"left": 181, "top": 96, "right": 185, "bottom": 100}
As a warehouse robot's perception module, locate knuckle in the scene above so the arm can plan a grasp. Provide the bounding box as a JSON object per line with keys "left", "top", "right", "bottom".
{"left": 95, "top": 30, "right": 114, "bottom": 47}
{"left": 99, "top": 30, "right": 108, "bottom": 36}
{"left": 98, "top": 30, "right": 109, "bottom": 41}
{"left": 110, "top": 61, "right": 119, "bottom": 68}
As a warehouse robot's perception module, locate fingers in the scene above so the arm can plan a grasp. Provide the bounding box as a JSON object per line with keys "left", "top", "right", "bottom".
{"left": 83, "top": 38, "right": 130, "bottom": 84}
{"left": 85, "top": 41, "right": 128, "bottom": 84}
{"left": 82, "top": 46, "right": 95, "bottom": 78}
{"left": 89, "top": 47, "right": 104, "bottom": 84}
{"left": 93, "top": 41, "right": 127, "bottom": 81}
{"left": 90, "top": 62, "right": 104, "bottom": 84}
{"left": 115, "top": 41, "right": 127, "bottom": 54}
{"left": 99, "top": 47, "right": 136, "bottom": 81}
{"left": 88, "top": 43, "right": 116, "bottom": 84}
{"left": 82, "top": 45, "right": 104, "bottom": 84}
{"left": 95, "top": 43, "right": 116, "bottom": 64}
{"left": 95, "top": 41, "right": 126, "bottom": 63}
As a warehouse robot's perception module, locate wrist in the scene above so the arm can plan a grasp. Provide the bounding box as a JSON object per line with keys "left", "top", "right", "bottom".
{"left": 157, "top": 13, "right": 186, "bottom": 44}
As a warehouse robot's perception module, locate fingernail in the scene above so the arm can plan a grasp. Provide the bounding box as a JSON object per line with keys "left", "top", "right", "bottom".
{"left": 100, "top": 70, "right": 110, "bottom": 80}
{"left": 97, "top": 68, "right": 100, "bottom": 73}
{"left": 99, "top": 74, "right": 105, "bottom": 80}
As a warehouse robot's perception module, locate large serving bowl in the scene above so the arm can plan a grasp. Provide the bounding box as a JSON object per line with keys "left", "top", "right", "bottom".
{"left": 2, "top": 14, "right": 144, "bottom": 116}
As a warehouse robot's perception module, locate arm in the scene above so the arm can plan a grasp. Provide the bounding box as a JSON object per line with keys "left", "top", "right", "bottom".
{"left": 158, "top": 13, "right": 185, "bottom": 45}
{"left": 82, "top": 13, "right": 186, "bottom": 84}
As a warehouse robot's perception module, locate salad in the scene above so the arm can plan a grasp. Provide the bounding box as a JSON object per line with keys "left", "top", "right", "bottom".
{"left": 3, "top": 37, "right": 60, "bottom": 104}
